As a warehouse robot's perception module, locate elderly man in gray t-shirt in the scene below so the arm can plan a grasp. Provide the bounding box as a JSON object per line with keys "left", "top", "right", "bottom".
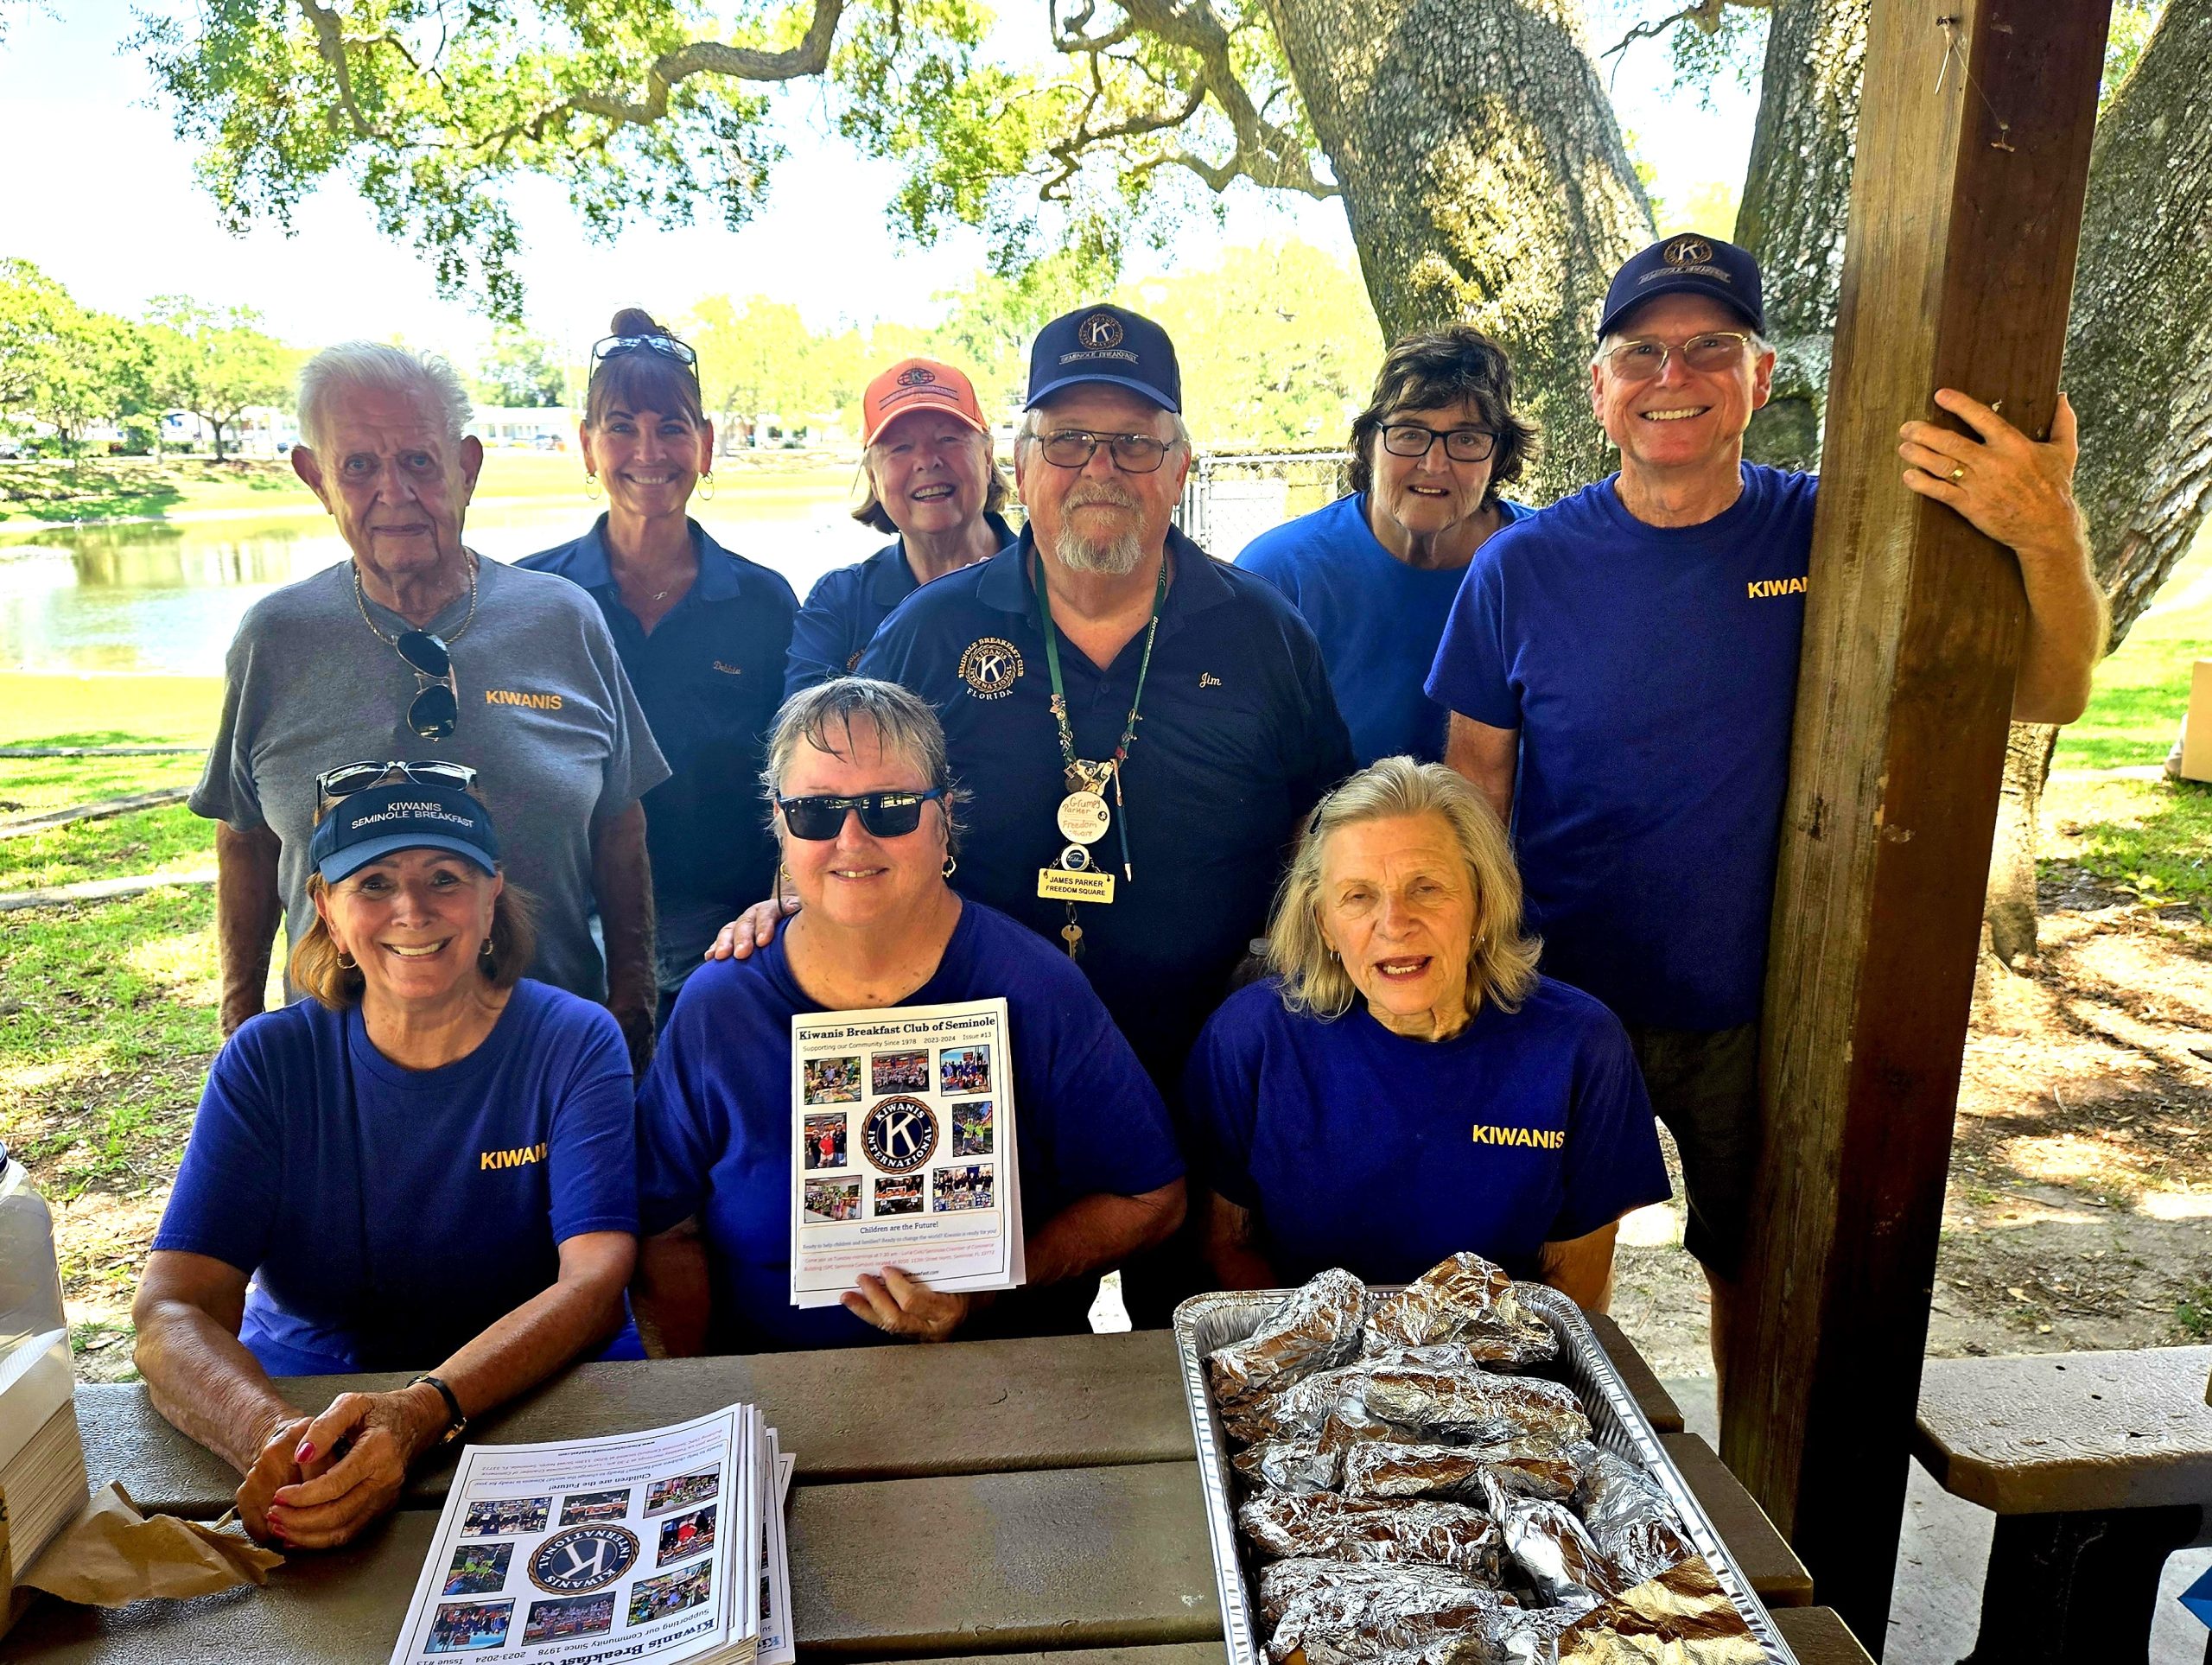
{"left": 192, "top": 343, "right": 669, "bottom": 1066}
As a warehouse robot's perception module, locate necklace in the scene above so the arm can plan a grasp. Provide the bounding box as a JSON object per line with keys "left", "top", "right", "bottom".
{"left": 352, "top": 553, "right": 480, "bottom": 653}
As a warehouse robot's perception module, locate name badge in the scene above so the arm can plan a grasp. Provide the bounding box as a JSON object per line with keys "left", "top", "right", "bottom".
{"left": 1038, "top": 867, "right": 1116, "bottom": 904}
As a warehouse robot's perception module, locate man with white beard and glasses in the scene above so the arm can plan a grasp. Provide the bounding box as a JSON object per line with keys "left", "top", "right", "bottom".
{"left": 723, "top": 305, "right": 1354, "bottom": 1102}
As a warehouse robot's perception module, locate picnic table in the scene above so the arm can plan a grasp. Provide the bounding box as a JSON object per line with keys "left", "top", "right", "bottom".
{"left": 1, "top": 1323, "right": 1874, "bottom": 1663}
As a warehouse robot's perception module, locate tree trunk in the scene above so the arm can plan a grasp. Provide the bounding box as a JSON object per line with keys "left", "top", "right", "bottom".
{"left": 1265, "top": 0, "right": 1652, "bottom": 501}
{"left": 1734, "top": 0, "right": 1866, "bottom": 473}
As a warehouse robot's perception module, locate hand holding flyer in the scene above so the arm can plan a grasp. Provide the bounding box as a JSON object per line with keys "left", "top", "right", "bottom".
{"left": 790, "top": 997, "right": 1027, "bottom": 1310}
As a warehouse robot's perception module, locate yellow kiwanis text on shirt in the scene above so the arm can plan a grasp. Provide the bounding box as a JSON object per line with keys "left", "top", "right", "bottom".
{"left": 1471, "top": 1124, "right": 1565, "bottom": 1150}
{"left": 481, "top": 1141, "right": 549, "bottom": 1171}
{"left": 485, "top": 688, "right": 564, "bottom": 709}
{"left": 1745, "top": 576, "right": 1808, "bottom": 600}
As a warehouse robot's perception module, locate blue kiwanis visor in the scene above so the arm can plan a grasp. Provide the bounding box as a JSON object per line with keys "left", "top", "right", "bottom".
{"left": 1598, "top": 233, "right": 1764, "bottom": 342}
{"left": 309, "top": 781, "right": 500, "bottom": 884}
{"left": 1027, "top": 305, "right": 1182, "bottom": 413}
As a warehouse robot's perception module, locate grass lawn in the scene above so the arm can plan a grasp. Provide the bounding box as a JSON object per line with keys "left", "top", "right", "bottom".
{"left": 0, "top": 675, "right": 223, "bottom": 745}
{"left": 2054, "top": 525, "right": 2212, "bottom": 770}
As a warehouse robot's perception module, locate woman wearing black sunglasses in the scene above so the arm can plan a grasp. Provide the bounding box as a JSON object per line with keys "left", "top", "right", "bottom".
{"left": 520, "top": 308, "right": 798, "bottom": 1020}
{"left": 632, "top": 677, "right": 1185, "bottom": 1351}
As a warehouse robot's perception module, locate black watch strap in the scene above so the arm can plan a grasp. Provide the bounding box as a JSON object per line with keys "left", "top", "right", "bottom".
{"left": 409, "top": 1373, "right": 468, "bottom": 1446}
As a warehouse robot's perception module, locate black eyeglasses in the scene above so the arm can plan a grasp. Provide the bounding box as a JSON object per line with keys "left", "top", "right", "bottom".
{"left": 391, "top": 630, "right": 460, "bottom": 740}
{"left": 316, "top": 759, "right": 480, "bottom": 817}
{"left": 776, "top": 789, "right": 948, "bottom": 841}
{"left": 590, "top": 334, "right": 700, "bottom": 376}
{"left": 1035, "top": 430, "right": 1179, "bottom": 474}
{"left": 1378, "top": 423, "right": 1497, "bottom": 463}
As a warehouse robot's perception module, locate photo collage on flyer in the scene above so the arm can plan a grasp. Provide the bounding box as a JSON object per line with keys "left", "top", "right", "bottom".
{"left": 789, "top": 997, "right": 1023, "bottom": 1307}
{"left": 391, "top": 1407, "right": 762, "bottom": 1665}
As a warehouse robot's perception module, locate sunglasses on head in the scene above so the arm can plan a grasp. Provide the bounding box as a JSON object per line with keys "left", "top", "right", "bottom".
{"left": 317, "top": 759, "right": 479, "bottom": 817}
{"left": 391, "top": 629, "right": 459, "bottom": 740}
{"left": 777, "top": 788, "right": 948, "bottom": 841}
{"left": 591, "top": 334, "right": 700, "bottom": 375}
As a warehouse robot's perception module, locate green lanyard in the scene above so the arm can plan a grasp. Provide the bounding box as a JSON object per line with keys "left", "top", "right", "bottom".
{"left": 1030, "top": 550, "right": 1169, "bottom": 884}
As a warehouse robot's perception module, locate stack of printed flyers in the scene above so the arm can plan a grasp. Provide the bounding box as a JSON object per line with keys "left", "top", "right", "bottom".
{"left": 790, "top": 996, "right": 1025, "bottom": 1306}
{"left": 386, "top": 1404, "right": 797, "bottom": 1665}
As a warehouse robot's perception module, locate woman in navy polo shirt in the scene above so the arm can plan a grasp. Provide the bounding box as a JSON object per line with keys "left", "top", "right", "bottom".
{"left": 1185, "top": 756, "right": 1669, "bottom": 1309}
{"left": 518, "top": 308, "right": 798, "bottom": 1016}
{"left": 634, "top": 677, "right": 1185, "bottom": 1351}
{"left": 133, "top": 768, "right": 639, "bottom": 1549}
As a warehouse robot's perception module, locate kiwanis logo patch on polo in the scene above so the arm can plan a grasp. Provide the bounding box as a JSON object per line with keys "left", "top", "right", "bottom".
{"left": 861, "top": 1096, "right": 938, "bottom": 1172}
{"left": 528, "top": 1525, "right": 639, "bottom": 1593}
{"left": 957, "top": 637, "right": 1024, "bottom": 700}
{"left": 1471, "top": 1123, "right": 1567, "bottom": 1150}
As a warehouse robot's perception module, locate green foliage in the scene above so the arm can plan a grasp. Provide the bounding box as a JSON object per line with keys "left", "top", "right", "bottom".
{"left": 2054, "top": 527, "right": 2212, "bottom": 771}
{"left": 0, "top": 259, "right": 155, "bottom": 449}
{"left": 142, "top": 297, "right": 296, "bottom": 459}
{"left": 2045, "top": 776, "right": 2212, "bottom": 918}
{"left": 925, "top": 250, "right": 1107, "bottom": 413}
{"left": 2102, "top": 1, "right": 2166, "bottom": 112}
{"left": 474, "top": 325, "right": 571, "bottom": 407}
{"left": 686, "top": 294, "right": 874, "bottom": 431}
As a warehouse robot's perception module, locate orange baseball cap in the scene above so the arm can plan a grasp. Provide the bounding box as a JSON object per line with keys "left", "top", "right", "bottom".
{"left": 861, "top": 358, "right": 989, "bottom": 447}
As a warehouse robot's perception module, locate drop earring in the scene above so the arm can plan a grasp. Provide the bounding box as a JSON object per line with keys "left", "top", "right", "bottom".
{"left": 697, "top": 472, "right": 715, "bottom": 501}
{"left": 584, "top": 472, "right": 601, "bottom": 499}
{"left": 942, "top": 855, "right": 958, "bottom": 879}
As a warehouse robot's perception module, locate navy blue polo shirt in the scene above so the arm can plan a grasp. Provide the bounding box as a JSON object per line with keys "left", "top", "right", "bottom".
{"left": 1185, "top": 976, "right": 1669, "bottom": 1285}
{"left": 1237, "top": 493, "right": 1529, "bottom": 766}
{"left": 1425, "top": 465, "right": 1818, "bottom": 1030}
{"left": 519, "top": 518, "right": 798, "bottom": 987}
{"left": 785, "top": 512, "right": 1017, "bottom": 698}
{"left": 858, "top": 530, "right": 1355, "bottom": 1087}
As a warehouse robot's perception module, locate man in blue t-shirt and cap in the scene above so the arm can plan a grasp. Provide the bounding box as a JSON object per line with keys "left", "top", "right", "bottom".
{"left": 1426, "top": 233, "right": 2107, "bottom": 1399}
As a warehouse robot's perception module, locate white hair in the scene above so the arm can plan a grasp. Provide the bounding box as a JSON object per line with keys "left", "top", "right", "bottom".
{"left": 297, "top": 343, "right": 474, "bottom": 455}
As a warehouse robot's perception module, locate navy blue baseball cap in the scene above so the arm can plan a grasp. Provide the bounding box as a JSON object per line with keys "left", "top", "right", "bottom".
{"left": 1598, "top": 233, "right": 1764, "bottom": 341}
{"left": 310, "top": 782, "right": 500, "bottom": 884}
{"left": 1027, "top": 305, "right": 1181, "bottom": 413}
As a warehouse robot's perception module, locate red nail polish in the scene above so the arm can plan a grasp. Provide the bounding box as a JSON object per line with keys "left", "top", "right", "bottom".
{"left": 296, "top": 1441, "right": 315, "bottom": 1462}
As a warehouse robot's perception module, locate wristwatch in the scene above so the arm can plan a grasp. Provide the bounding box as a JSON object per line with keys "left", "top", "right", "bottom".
{"left": 408, "top": 1373, "right": 470, "bottom": 1446}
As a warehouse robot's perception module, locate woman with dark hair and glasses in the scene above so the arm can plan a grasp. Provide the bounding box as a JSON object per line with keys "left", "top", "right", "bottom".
{"left": 633, "top": 677, "right": 1185, "bottom": 1352}
{"left": 520, "top": 308, "right": 799, "bottom": 1020}
{"left": 1236, "top": 326, "right": 1540, "bottom": 766}
{"left": 192, "top": 341, "right": 667, "bottom": 1069}
{"left": 135, "top": 768, "right": 641, "bottom": 1552}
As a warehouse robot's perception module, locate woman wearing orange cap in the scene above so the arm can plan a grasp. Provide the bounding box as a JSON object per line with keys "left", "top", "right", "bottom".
{"left": 783, "top": 358, "right": 1014, "bottom": 696}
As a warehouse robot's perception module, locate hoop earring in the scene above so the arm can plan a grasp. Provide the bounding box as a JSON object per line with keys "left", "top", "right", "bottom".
{"left": 942, "top": 855, "right": 957, "bottom": 879}
{"left": 584, "top": 472, "right": 601, "bottom": 500}
{"left": 480, "top": 937, "right": 494, "bottom": 960}
{"left": 696, "top": 473, "right": 715, "bottom": 501}
{"left": 337, "top": 950, "right": 358, "bottom": 969}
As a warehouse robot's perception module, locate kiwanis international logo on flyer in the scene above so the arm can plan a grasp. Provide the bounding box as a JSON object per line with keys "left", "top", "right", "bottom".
{"left": 861, "top": 1096, "right": 938, "bottom": 1172}
{"left": 528, "top": 1524, "right": 640, "bottom": 1593}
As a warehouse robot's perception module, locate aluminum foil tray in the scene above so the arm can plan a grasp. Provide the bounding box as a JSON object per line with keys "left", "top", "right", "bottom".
{"left": 1173, "top": 1284, "right": 1798, "bottom": 1665}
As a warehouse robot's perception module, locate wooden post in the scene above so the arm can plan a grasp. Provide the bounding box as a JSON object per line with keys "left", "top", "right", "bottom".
{"left": 1719, "top": 0, "right": 2113, "bottom": 1644}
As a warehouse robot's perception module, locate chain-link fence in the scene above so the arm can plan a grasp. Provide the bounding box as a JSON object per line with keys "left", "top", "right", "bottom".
{"left": 1174, "top": 449, "right": 1351, "bottom": 562}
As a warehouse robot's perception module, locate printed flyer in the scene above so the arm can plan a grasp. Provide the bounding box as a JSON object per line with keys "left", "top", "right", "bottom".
{"left": 386, "top": 1405, "right": 767, "bottom": 1665}
{"left": 790, "top": 996, "right": 1025, "bottom": 1308}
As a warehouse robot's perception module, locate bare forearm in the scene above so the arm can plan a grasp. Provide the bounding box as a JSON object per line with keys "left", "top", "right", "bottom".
{"left": 1024, "top": 1182, "right": 1185, "bottom": 1288}
{"left": 1202, "top": 1192, "right": 1280, "bottom": 1292}
{"left": 632, "top": 1224, "right": 713, "bottom": 1359}
{"left": 1537, "top": 1223, "right": 1619, "bottom": 1314}
{"left": 1443, "top": 715, "right": 1516, "bottom": 827}
{"left": 214, "top": 822, "right": 283, "bottom": 1033}
{"left": 2012, "top": 524, "right": 2107, "bottom": 726}
{"left": 592, "top": 804, "right": 658, "bottom": 1063}
{"left": 429, "top": 1257, "right": 631, "bottom": 1422}
{"left": 134, "top": 1302, "right": 303, "bottom": 1476}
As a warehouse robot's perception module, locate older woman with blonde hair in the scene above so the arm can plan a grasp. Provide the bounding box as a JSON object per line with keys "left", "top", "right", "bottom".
{"left": 1184, "top": 755, "right": 1668, "bottom": 1310}
{"left": 135, "top": 765, "right": 640, "bottom": 1550}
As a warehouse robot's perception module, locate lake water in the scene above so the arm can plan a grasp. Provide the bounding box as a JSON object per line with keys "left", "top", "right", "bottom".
{"left": 0, "top": 495, "right": 887, "bottom": 676}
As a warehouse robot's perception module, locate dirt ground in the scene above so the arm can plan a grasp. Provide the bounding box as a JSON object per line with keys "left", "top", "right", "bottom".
{"left": 1613, "top": 860, "right": 2212, "bottom": 1376}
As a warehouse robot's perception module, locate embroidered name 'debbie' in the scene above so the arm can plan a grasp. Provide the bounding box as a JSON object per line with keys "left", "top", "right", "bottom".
{"left": 486, "top": 688, "right": 564, "bottom": 709}
{"left": 1471, "top": 1124, "right": 1566, "bottom": 1150}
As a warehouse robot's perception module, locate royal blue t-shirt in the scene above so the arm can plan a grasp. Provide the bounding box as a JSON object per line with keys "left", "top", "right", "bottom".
{"left": 1426, "top": 465, "right": 1818, "bottom": 1029}
{"left": 1185, "top": 977, "right": 1669, "bottom": 1284}
{"left": 1237, "top": 493, "right": 1528, "bottom": 766}
{"left": 785, "top": 512, "right": 1016, "bottom": 699}
{"left": 518, "top": 518, "right": 798, "bottom": 988}
{"left": 637, "top": 899, "right": 1185, "bottom": 1350}
{"left": 153, "top": 981, "right": 639, "bottom": 1375}
{"left": 858, "top": 531, "right": 1355, "bottom": 1089}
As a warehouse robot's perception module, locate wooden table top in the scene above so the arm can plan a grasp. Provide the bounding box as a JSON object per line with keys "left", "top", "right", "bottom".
{"left": 3, "top": 1325, "right": 1859, "bottom": 1663}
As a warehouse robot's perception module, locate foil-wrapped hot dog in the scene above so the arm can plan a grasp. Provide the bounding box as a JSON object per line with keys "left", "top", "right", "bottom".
{"left": 1258, "top": 1559, "right": 1512, "bottom": 1663}
{"left": 1482, "top": 1473, "right": 1626, "bottom": 1609}
{"left": 1363, "top": 1253, "right": 1558, "bottom": 1366}
{"left": 1235, "top": 1439, "right": 1343, "bottom": 1495}
{"left": 1573, "top": 1451, "right": 1697, "bottom": 1587}
{"left": 1236, "top": 1363, "right": 1591, "bottom": 1447}
{"left": 1238, "top": 1491, "right": 1504, "bottom": 1581}
{"left": 1209, "top": 1268, "right": 1369, "bottom": 1410}
{"left": 1339, "top": 1439, "right": 1594, "bottom": 1505}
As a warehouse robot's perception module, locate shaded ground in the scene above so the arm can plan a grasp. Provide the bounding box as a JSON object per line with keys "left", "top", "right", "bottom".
{"left": 1615, "top": 836, "right": 2212, "bottom": 1377}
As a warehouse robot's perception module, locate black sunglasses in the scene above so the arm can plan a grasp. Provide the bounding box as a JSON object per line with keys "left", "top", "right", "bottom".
{"left": 393, "top": 630, "right": 459, "bottom": 740}
{"left": 777, "top": 789, "right": 948, "bottom": 841}
{"left": 316, "top": 759, "right": 480, "bottom": 817}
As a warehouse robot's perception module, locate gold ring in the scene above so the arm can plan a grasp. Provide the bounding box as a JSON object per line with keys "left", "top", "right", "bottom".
{"left": 1949, "top": 465, "right": 1967, "bottom": 481}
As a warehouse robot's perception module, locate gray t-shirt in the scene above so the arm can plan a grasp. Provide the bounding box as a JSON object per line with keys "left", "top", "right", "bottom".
{"left": 191, "top": 556, "right": 671, "bottom": 1001}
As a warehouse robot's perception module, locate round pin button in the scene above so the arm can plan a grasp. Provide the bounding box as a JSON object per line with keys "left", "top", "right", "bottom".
{"left": 1057, "top": 791, "right": 1110, "bottom": 845}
